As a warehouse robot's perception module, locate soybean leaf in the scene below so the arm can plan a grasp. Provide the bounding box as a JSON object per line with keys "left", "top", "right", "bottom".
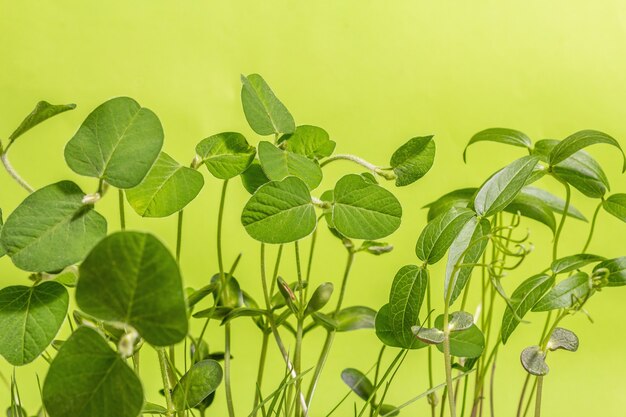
{"left": 0, "top": 281, "right": 68, "bottom": 365}
{"left": 473, "top": 155, "right": 540, "bottom": 217}
{"left": 305, "top": 283, "right": 333, "bottom": 314}
{"left": 76, "top": 231, "right": 188, "bottom": 346}
{"left": 64, "top": 97, "right": 163, "bottom": 188}
{"left": 126, "top": 152, "right": 204, "bottom": 217}
{"left": 142, "top": 403, "right": 168, "bottom": 415}
{"left": 463, "top": 128, "right": 532, "bottom": 162}
{"left": 424, "top": 188, "right": 476, "bottom": 222}
{"left": 594, "top": 257, "right": 626, "bottom": 287}
{"left": 434, "top": 315, "right": 484, "bottom": 358}
{"left": 0, "top": 181, "right": 107, "bottom": 272}
{"left": 8, "top": 101, "right": 76, "bottom": 144}
{"left": 521, "top": 186, "right": 587, "bottom": 221}
{"left": 532, "top": 272, "right": 591, "bottom": 312}
{"left": 603, "top": 194, "right": 626, "bottom": 222}
{"left": 195, "top": 132, "right": 256, "bottom": 179}
{"left": 172, "top": 360, "right": 223, "bottom": 410}
{"left": 375, "top": 305, "right": 401, "bottom": 348}
{"left": 341, "top": 368, "right": 373, "bottom": 401}
{"left": 415, "top": 207, "right": 475, "bottom": 264}
{"left": 390, "top": 135, "right": 436, "bottom": 186}
{"left": 312, "top": 312, "right": 339, "bottom": 331}
{"left": 358, "top": 240, "right": 394, "bottom": 255}
{"left": 220, "top": 308, "right": 267, "bottom": 325}
{"left": 501, "top": 274, "right": 554, "bottom": 344}
{"left": 241, "top": 176, "right": 316, "bottom": 244}
{"left": 548, "top": 130, "right": 626, "bottom": 172}
{"left": 240, "top": 160, "right": 270, "bottom": 194}
{"left": 412, "top": 326, "right": 445, "bottom": 344}
{"left": 547, "top": 328, "right": 579, "bottom": 352}
{"left": 241, "top": 74, "right": 295, "bottom": 135}
{"left": 258, "top": 141, "right": 322, "bottom": 189}
{"left": 42, "top": 326, "right": 143, "bottom": 417}
{"left": 332, "top": 174, "right": 402, "bottom": 240}
{"left": 335, "top": 306, "right": 376, "bottom": 332}
{"left": 504, "top": 192, "right": 556, "bottom": 233}
{"left": 448, "top": 311, "right": 474, "bottom": 331}
{"left": 281, "top": 125, "right": 335, "bottom": 160}
{"left": 551, "top": 254, "right": 605, "bottom": 275}
{"left": 520, "top": 346, "right": 549, "bottom": 376}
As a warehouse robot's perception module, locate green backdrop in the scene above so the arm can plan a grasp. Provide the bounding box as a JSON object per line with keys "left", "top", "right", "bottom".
{"left": 1, "top": 1, "right": 626, "bottom": 416}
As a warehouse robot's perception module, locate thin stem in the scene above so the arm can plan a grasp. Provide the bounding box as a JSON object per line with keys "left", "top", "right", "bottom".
{"left": 552, "top": 178, "right": 571, "bottom": 262}
{"left": 582, "top": 201, "right": 602, "bottom": 253}
{"left": 426, "top": 280, "right": 436, "bottom": 417}
{"left": 176, "top": 210, "right": 184, "bottom": 263}
{"left": 252, "top": 332, "right": 270, "bottom": 415}
{"left": 319, "top": 154, "right": 396, "bottom": 180}
{"left": 533, "top": 377, "right": 543, "bottom": 417}
{"left": 158, "top": 348, "right": 174, "bottom": 417}
{"left": 294, "top": 242, "right": 304, "bottom": 417}
{"left": 370, "top": 345, "right": 387, "bottom": 417}
{"left": 118, "top": 189, "right": 126, "bottom": 230}
{"left": 0, "top": 151, "right": 34, "bottom": 193}
{"left": 224, "top": 323, "right": 235, "bottom": 417}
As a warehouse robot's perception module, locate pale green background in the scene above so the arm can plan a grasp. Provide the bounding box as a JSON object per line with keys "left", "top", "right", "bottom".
{"left": 2, "top": 1, "right": 626, "bottom": 416}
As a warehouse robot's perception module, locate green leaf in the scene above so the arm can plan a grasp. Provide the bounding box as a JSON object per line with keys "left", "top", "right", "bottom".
{"left": 501, "top": 274, "right": 554, "bottom": 344}
{"left": 241, "top": 176, "right": 316, "bottom": 244}
{"left": 416, "top": 207, "right": 475, "bottom": 264}
{"left": 520, "top": 186, "right": 587, "bottom": 221}
{"left": 0, "top": 210, "right": 5, "bottom": 259}
{"left": 258, "top": 141, "right": 322, "bottom": 189}
{"left": 195, "top": 132, "right": 256, "bottom": 179}
{"left": 390, "top": 135, "right": 436, "bottom": 186}
{"left": 473, "top": 156, "right": 540, "bottom": 217}
{"left": 335, "top": 306, "right": 376, "bottom": 332}
{"left": 305, "top": 282, "right": 334, "bottom": 314}
{"left": 463, "top": 128, "right": 532, "bottom": 162}
{"left": 332, "top": 174, "right": 402, "bottom": 240}
{"left": 424, "top": 188, "right": 476, "bottom": 222}
{"left": 241, "top": 74, "right": 295, "bottom": 135}
{"left": 520, "top": 346, "right": 549, "bottom": 376}
{"left": 412, "top": 326, "right": 445, "bottom": 344}
{"left": 0, "top": 281, "right": 68, "bottom": 365}
{"left": 448, "top": 311, "right": 474, "bottom": 331}
{"left": 594, "top": 257, "right": 626, "bottom": 287}
{"left": 547, "top": 327, "right": 579, "bottom": 352}
{"left": 240, "top": 160, "right": 270, "bottom": 194}
{"left": 281, "top": 125, "right": 336, "bottom": 159}
{"left": 603, "top": 194, "right": 626, "bottom": 222}
{"left": 532, "top": 272, "right": 591, "bottom": 312}
{"left": 548, "top": 130, "right": 626, "bottom": 172}
{"left": 172, "top": 360, "right": 223, "bottom": 410}
{"left": 64, "top": 97, "right": 164, "bottom": 188}
{"left": 0, "top": 181, "right": 107, "bottom": 272}
{"left": 142, "top": 403, "right": 168, "bottom": 415}
{"left": 435, "top": 315, "right": 485, "bottom": 358}
{"left": 8, "top": 101, "right": 76, "bottom": 144}
{"left": 126, "top": 152, "right": 204, "bottom": 217}
{"left": 43, "top": 327, "right": 143, "bottom": 417}
{"left": 341, "top": 368, "right": 373, "bottom": 401}
{"left": 551, "top": 254, "right": 605, "bottom": 275}
{"left": 76, "top": 231, "right": 188, "bottom": 346}
{"left": 504, "top": 192, "right": 556, "bottom": 233}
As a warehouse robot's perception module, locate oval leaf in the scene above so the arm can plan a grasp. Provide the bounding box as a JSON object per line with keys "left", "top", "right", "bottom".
{"left": 520, "top": 346, "right": 549, "bottom": 376}
{"left": 386, "top": 265, "right": 428, "bottom": 349}
{"left": 281, "top": 125, "right": 336, "bottom": 160}
{"left": 258, "top": 141, "right": 322, "bottom": 189}
{"left": 435, "top": 315, "right": 484, "bottom": 358}
{"left": 548, "top": 130, "right": 626, "bottom": 172}
{"left": 532, "top": 272, "right": 591, "bottom": 312}
{"left": 335, "top": 306, "right": 376, "bottom": 332}
{"left": 603, "top": 194, "right": 626, "bottom": 223}
{"left": 195, "top": 132, "right": 256, "bottom": 179}
{"left": 463, "top": 128, "right": 532, "bottom": 163}
{"left": 504, "top": 192, "right": 556, "bottom": 233}
{"left": 416, "top": 207, "right": 475, "bottom": 264}
{"left": 551, "top": 254, "right": 605, "bottom": 275}
{"left": 8, "top": 101, "right": 76, "bottom": 144}
{"left": 241, "top": 74, "right": 295, "bottom": 136}
{"left": 172, "top": 359, "right": 223, "bottom": 410}
{"left": 305, "top": 282, "right": 334, "bottom": 314}
{"left": 547, "top": 327, "right": 579, "bottom": 352}
{"left": 341, "top": 368, "right": 373, "bottom": 401}
{"left": 521, "top": 186, "right": 587, "bottom": 221}
{"left": 390, "top": 135, "right": 436, "bottom": 186}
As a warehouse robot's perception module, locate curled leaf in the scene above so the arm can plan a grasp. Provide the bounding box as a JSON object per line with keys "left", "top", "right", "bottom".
{"left": 520, "top": 346, "right": 549, "bottom": 376}
{"left": 547, "top": 328, "right": 579, "bottom": 352}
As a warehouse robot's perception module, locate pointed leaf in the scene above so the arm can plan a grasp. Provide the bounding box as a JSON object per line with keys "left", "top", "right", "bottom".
{"left": 258, "top": 141, "right": 322, "bottom": 189}
{"left": 593, "top": 257, "right": 626, "bottom": 287}
{"left": 172, "top": 360, "right": 223, "bottom": 410}
{"left": 463, "top": 128, "right": 532, "bottom": 162}
{"left": 548, "top": 130, "right": 626, "bottom": 172}
{"left": 550, "top": 254, "right": 605, "bottom": 275}
{"left": 341, "top": 368, "right": 373, "bottom": 401}
{"left": 240, "top": 160, "right": 270, "bottom": 194}
{"left": 603, "top": 194, "right": 626, "bottom": 222}
{"left": 195, "top": 132, "right": 256, "bottom": 179}
{"left": 504, "top": 192, "right": 556, "bottom": 233}
{"left": 8, "top": 101, "right": 76, "bottom": 144}
{"left": 416, "top": 207, "right": 475, "bottom": 264}
{"left": 424, "top": 188, "right": 476, "bottom": 222}
{"left": 547, "top": 327, "right": 579, "bottom": 352}
{"left": 390, "top": 135, "right": 436, "bottom": 186}
{"left": 281, "top": 125, "right": 335, "bottom": 159}
{"left": 532, "top": 272, "right": 591, "bottom": 312}
{"left": 521, "top": 186, "right": 587, "bottom": 221}
{"left": 241, "top": 74, "right": 295, "bottom": 135}
{"left": 335, "top": 306, "right": 376, "bottom": 332}
{"left": 520, "top": 346, "right": 549, "bottom": 376}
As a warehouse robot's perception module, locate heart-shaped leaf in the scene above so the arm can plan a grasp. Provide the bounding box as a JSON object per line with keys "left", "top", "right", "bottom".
{"left": 434, "top": 315, "right": 484, "bottom": 358}
{"left": 603, "top": 194, "right": 626, "bottom": 223}
{"left": 258, "top": 141, "right": 322, "bottom": 189}
{"left": 241, "top": 74, "right": 295, "bottom": 136}
{"left": 341, "top": 368, "right": 374, "bottom": 401}
{"left": 412, "top": 326, "right": 445, "bottom": 344}
{"left": 195, "top": 132, "right": 256, "bottom": 179}
{"left": 0, "top": 281, "right": 68, "bottom": 365}
{"left": 532, "top": 272, "right": 591, "bottom": 312}
{"left": 172, "top": 360, "right": 223, "bottom": 410}
{"left": 335, "top": 306, "right": 376, "bottom": 332}
{"left": 64, "top": 97, "right": 163, "bottom": 188}
{"left": 76, "top": 231, "right": 188, "bottom": 346}
{"left": 390, "top": 135, "right": 436, "bottom": 186}
{"left": 126, "top": 152, "right": 204, "bottom": 217}
{"left": 8, "top": 101, "right": 76, "bottom": 145}
{"left": 0, "top": 181, "right": 107, "bottom": 272}
{"left": 547, "top": 327, "right": 579, "bottom": 352}
{"left": 332, "top": 174, "right": 402, "bottom": 240}
{"left": 240, "top": 160, "right": 270, "bottom": 194}
{"left": 281, "top": 125, "right": 336, "bottom": 160}
{"left": 520, "top": 346, "right": 549, "bottom": 376}
{"left": 548, "top": 130, "right": 626, "bottom": 172}
{"left": 593, "top": 257, "right": 626, "bottom": 287}
{"left": 416, "top": 207, "right": 475, "bottom": 264}
{"left": 551, "top": 254, "right": 605, "bottom": 275}
{"left": 42, "top": 326, "right": 143, "bottom": 417}
{"left": 241, "top": 176, "right": 316, "bottom": 244}
{"left": 463, "top": 128, "right": 532, "bottom": 162}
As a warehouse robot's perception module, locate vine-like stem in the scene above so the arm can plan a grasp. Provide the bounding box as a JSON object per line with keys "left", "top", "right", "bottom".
{"left": 319, "top": 154, "right": 396, "bottom": 180}
{"left": 426, "top": 280, "right": 436, "bottom": 417}
{"left": 533, "top": 377, "right": 543, "bottom": 417}
{"left": 158, "top": 348, "right": 174, "bottom": 417}
{"left": 552, "top": 178, "right": 571, "bottom": 261}
{"left": 582, "top": 201, "right": 602, "bottom": 253}
{"left": 294, "top": 242, "right": 305, "bottom": 417}
{"left": 0, "top": 150, "right": 34, "bottom": 193}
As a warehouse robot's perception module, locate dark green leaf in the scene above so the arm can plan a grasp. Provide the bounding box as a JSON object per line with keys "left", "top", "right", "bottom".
{"left": 258, "top": 141, "right": 322, "bottom": 189}
{"left": 416, "top": 207, "right": 475, "bottom": 264}
{"left": 435, "top": 315, "right": 484, "bottom": 358}
{"left": 551, "top": 254, "right": 605, "bottom": 275}
{"left": 195, "top": 132, "right": 256, "bottom": 179}
{"left": 594, "top": 257, "right": 626, "bottom": 287}
{"left": 341, "top": 368, "right": 373, "bottom": 401}
{"left": 547, "top": 327, "right": 579, "bottom": 352}
{"left": 172, "top": 360, "right": 223, "bottom": 410}
{"left": 532, "top": 272, "right": 591, "bottom": 312}
{"left": 335, "top": 306, "right": 376, "bottom": 332}
{"left": 504, "top": 192, "right": 556, "bottom": 233}
{"left": 8, "top": 101, "right": 76, "bottom": 144}
{"left": 548, "top": 130, "right": 626, "bottom": 172}
{"left": 375, "top": 305, "right": 400, "bottom": 348}
{"left": 603, "top": 194, "right": 626, "bottom": 222}
{"left": 305, "top": 282, "right": 333, "bottom": 314}
{"left": 520, "top": 346, "right": 549, "bottom": 376}
{"left": 281, "top": 125, "right": 335, "bottom": 160}
{"left": 521, "top": 186, "right": 587, "bottom": 221}
{"left": 240, "top": 160, "right": 270, "bottom": 194}
{"left": 241, "top": 74, "right": 295, "bottom": 135}
{"left": 463, "top": 128, "right": 532, "bottom": 162}
{"left": 424, "top": 188, "right": 476, "bottom": 222}
{"left": 390, "top": 135, "right": 436, "bottom": 186}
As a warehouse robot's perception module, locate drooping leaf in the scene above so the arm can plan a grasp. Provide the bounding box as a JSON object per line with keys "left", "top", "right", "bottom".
{"left": 501, "top": 274, "right": 554, "bottom": 344}
{"left": 416, "top": 207, "right": 475, "bottom": 264}
{"left": 504, "top": 192, "right": 556, "bottom": 233}
{"left": 424, "top": 188, "right": 476, "bottom": 222}
{"left": 64, "top": 97, "right": 163, "bottom": 188}
{"left": 335, "top": 306, "right": 376, "bottom": 332}
{"left": 76, "top": 231, "right": 188, "bottom": 346}
{"left": 42, "top": 326, "right": 143, "bottom": 417}
{"left": 240, "top": 74, "right": 295, "bottom": 135}
{"left": 281, "top": 125, "right": 336, "bottom": 160}
{"left": 341, "top": 368, "right": 374, "bottom": 401}
{"left": 390, "top": 135, "right": 436, "bottom": 186}
{"left": 463, "top": 128, "right": 532, "bottom": 163}
{"left": 412, "top": 326, "right": 445, "bottom": 344}
{"left": 603, "top": 194, "right": 626, "bottom": 223}
{"left": 532, "top": 272, "right": 591, "bottom": 312}
{"left": 434, "top": 315, "right": 484, "bottom": 358}
{"left": 8, "top": 101, "right": 76, "bottom": 144}
{"left": 257, "top": 141, "right": 322, "bottom": 189}
{"left": 473, "top": 155, "right": 540, "bottom": 217}
{"left": 241, "top": 176, "right": 316, "bottom": 244}
{"left": 547, "top": 327, "right": 579, "bottom": 352}
{"left": 0, "top": 281, "right": 68, "bottom": 365}
{"left": 0, "top": 181, "right": 107, "bottom": 272}
{"left": 240, "top": 160, "right": 270, "bottom": 194}
{"left": 521, "top": 186, "right": 587, "bottom": 221}
{"left": 195, "top": 132, "right": 256, "bottom": 179}
{"left": 172, "top": 360, "right": 223, "bottom": 410}
{"left": 548, "top": 130, "right": 626, "bottom": 172}
{"left": 332, "top": 174, "right": 402, "bottom": 240}
{"left": 594, "top": 257, "right": 626, "bottom": 287}
{"left": 126, "top": 152, "right": 204, "bottom": 217}
{"left": 550, "top": 254, "right": 605, "bottom": 275}
{"left": 520, "top": 346, "right": 549, "bottom": 376}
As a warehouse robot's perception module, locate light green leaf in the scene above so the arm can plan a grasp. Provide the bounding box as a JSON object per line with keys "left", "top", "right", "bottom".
{"left": 258, "top": 141, "right": 322, "bottom": 189}
{"left": 0, "top": 181, "right": 107, "bottom": 272}
{"left": 463, "top": 128, "right": 532, "bottom": 162}
{"left": 240, "top": 160, "right": 270, "bottom": 194}
{"left": 241, "top": 74, "right": 295, "bottom": 135}
{"left": 547, "top": 327, "right": 579, "bottom": 352}
{"left": 281, "top": 125, "right": 336, "bottom": 159}
{"left": 473, "top": 155, "right": 540, "bottom": 217}
{"left": 532, "top": 272, "right": 591, "bottom": 312}
{"left": 172, "top": 360, "right": 223, "bottom": 410}
{"left": 64, "top": 97, "right": 163, "bottom": 188}
{"left": 448, "top": 311, "right": 474, "bottom": 331}
{"left": 412, "top": 326, "right": 445, "bottom": 344}
{"left": 390, "top": 135, "right": 436, "bottom": 186}
{"left": 241, "top": 176, "right": 316, "bottom": 244}
{"left": 126, "top": 152, "right": 204, "bottom": 217}
{"left": 42, "top": 326, "right": 143, "bottom": 417}
{"left": 332, "top": 174, "right": 402, "bottom": 240}
{"left": 435, "top": 315, "right": 484, "bottom": 358}
{"left": 416, "top": 207, "right": 475, "bottom": 264}
{"left": 142, "top": 403, "right": 168, "bottom": 415}
{"left": 76, "top": 231, "right": 188, "bottom": 346}
{"left": 603, "top": 194, "right": 626, "bottom": 222}
{"left": 520, "top": 186, "right": 587, "bottom": 221}
{"left": 551, "top": 254, "right": 605, "bottom": 275}
{"left": 424, "top": 188, "right": 476, "bottom": 222}
{"left": 374, "top": 305, "right": 400, "bottom": 348}
{"left": 195, "top": 132, "right": 256, "bottom": 179}
{"left": 0, "top": 281, "right": 68, "bottom": 365}
{"left": 335, "top": 306, "right": 376, "bottom": 332}
{"left": 520, "top": 346, "right": 549, "bottom": 376}
{"left": 341, "top": 368, "right": 373, "bottom": 401}
{"left": 305, "top": 282, "right": 333, "bottom": 314}
{"left": 8, "top": 101, "right": 76, "bottom": 144}
{"left": 594, "top": 257, "right": 626, "bottom": 287}
{"left": 548, "top": 130, "right": 626, "bottom": 172}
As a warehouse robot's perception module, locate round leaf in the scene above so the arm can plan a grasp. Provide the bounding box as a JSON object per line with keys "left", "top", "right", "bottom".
{"left": 390, "top": 135, "right": 436, "bottom": 186}
{"left": 195, "top": 132, "right": 256, "bottom": 179}
{"left": 415, "top": 207, "right": 475, "bottom": 264}
{"left": 258, "top": 141, "right": 323, "bottom": 190}
{"left": 520, "top": 346, "right": 549, "bottom": 376}
{"left": 241, "top": 74, "right": 295, "bottom": 135}
{"left": 463, "top": 128, "right": 532, "bottom": 162}
{"left": 172, "top": 359, "right": 223, "bottom": 410}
